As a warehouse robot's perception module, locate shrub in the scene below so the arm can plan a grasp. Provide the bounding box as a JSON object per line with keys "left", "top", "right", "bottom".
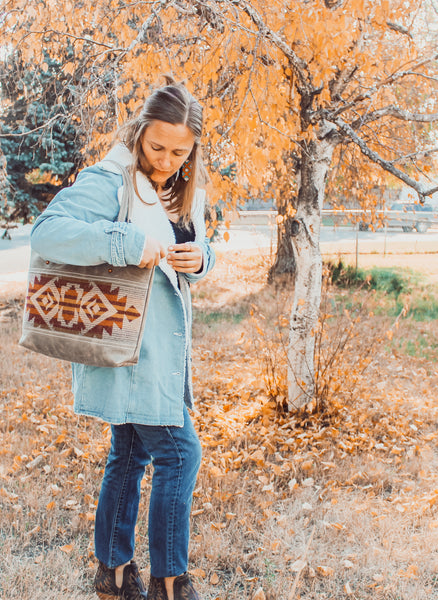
{"left": 326, "top": 259, "right": 411, "bottom": 298}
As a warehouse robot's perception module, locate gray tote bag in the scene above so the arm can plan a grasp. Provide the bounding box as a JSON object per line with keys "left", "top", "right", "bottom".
{"left": 19, "top": 161, "right": 154, "bottom": 367}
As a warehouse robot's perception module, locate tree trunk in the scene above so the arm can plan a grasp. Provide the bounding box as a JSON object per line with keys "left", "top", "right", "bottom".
{"left": 287, "top": 137, "right": 335, "bottom": 409}
{"left": 268, "top": 193, "right": 297, "bottom": 282}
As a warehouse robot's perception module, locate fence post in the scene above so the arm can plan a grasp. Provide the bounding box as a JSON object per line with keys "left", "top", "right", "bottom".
{"left": 355, "top": 222, "right": 359, "bottom": 271}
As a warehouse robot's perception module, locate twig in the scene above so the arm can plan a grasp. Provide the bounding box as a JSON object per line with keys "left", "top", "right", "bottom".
{"left": 0, "top": 114, "right": 70, "bottom": 138}
{"left": 288, "top": 525, "right": 315, "bottom": 600}
{"left": 335, "top": 117, "right": 438, "bottom": 198}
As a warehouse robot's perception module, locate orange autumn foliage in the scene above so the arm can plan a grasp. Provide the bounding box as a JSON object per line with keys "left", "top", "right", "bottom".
{"left": 2, "top": 0, "right": 437, "bottom": 207}
{"left": 3, "top": 0, "right": 438, "bottom": 406}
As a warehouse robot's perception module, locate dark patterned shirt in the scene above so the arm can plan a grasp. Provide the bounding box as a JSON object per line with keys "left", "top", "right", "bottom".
{"left": 170, "top": 219, "right": 195, "bottom": 245}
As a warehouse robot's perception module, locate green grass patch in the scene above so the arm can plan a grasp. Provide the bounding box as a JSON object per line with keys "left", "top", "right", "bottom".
{"left": 327, "top": 259, "right": 438, "bottom": 323}
{"left": 396, "top": 295, "right": 438, "bottom": 321}
{"left": 322, "top": 217, "right": 352, "bottom": 227}
{"left": 326, "top": 259, "right": 414, "bottom": 298}
{"left": 389, "top": 333, "right": 438, "bottom": 361}
{"left": 193, "top": 309, "right": 246, "bottom": 325}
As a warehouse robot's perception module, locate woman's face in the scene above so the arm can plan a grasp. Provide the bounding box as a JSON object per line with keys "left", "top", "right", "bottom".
{"left": 140, "top": 120, "right": 195, "bottom": 186}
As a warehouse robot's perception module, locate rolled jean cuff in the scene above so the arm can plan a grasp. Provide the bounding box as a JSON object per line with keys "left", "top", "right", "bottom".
{"left": 104, "top": 222, "right": 129, "bottom": 266}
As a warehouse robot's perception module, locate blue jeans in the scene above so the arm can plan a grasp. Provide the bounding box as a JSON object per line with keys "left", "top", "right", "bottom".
{"left": 94, "top": 406, "right": 202, "bottom": 577}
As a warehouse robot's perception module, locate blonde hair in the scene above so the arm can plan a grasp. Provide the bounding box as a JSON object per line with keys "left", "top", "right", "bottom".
{"left": 118, "top": 76, "right": 207, "bottom": 222}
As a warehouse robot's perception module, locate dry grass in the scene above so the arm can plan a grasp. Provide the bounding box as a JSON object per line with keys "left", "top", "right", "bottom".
{"left": 1, "top": 250, "right": 438, "bottom": 600}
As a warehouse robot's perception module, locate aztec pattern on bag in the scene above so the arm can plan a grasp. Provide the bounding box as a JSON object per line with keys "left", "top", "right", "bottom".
{"left": 23, "top": 272, "right": 145, "bottom": 344}
{"left": 19, "top": 160, "right": 155, "bottom": 366}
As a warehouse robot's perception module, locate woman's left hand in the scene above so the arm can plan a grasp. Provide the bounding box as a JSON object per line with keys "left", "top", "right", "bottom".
{"left": 167, "top": 243, "right": 203, "bottom": 273}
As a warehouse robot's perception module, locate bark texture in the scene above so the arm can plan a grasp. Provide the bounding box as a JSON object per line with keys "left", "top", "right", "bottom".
{"left": 288, "top": 137, "right": 335, "bottom": 409}
{"left": 268, "top": 193, "right": 297, "bottom": 282}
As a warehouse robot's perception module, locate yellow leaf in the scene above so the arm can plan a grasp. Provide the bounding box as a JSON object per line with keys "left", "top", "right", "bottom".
{"left": 60, "top": 544, "right": 74, "bottom": 554}
{"left": 210, "top": 572, "right": 220, "bottom": 585}
{"left": 317, "top": 565, "right": 335, "bottom": 577}
{"left": 398, "top": 565, "right": 418, "bottom": 579}
{"left": 252, "top": 588, "right": 266, "bottom": 600}
{"left": 209, "top": 466, "right": 224, "bottom": 478}
{"left": 80, "top": 512, "right": 96, "bottom": 522}
{"left": 190, "top": 568, "right": 206, "bottom": 579}
{"left": 223, "top": 231, "right": 230, "bottom": 242}
{"left": 63, "top": 62, "right": 75, "bottom": 75}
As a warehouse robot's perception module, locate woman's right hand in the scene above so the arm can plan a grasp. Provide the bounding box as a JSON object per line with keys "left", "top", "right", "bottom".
{"left": 138, "top": 237, "right": 167, "bottom": 269}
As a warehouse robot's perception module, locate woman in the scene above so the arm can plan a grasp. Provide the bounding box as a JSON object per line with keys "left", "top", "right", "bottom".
{"left": 31, "top": 78, "right": 215, "bottom": 600}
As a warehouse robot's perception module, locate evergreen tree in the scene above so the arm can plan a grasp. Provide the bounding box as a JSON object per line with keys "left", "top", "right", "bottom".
{"left": 0, "top": 49, "right": 85, "bottom": 223}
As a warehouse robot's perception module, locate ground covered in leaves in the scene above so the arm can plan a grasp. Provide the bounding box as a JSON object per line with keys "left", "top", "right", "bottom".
{"left": 1, "top": 249, "right": 438, "bottom": 600}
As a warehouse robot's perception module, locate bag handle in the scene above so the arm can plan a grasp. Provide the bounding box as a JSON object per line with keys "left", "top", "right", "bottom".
{"left": 101, "top": 160, "right": 135, "bottom": 223}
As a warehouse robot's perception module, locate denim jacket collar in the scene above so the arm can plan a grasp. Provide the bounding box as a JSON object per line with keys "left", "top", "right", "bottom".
{"left": 97, "top": 144, "right": 207, "bottom": 292}
{"left": 99, "top": 143, "right": 158, "bottom": 205}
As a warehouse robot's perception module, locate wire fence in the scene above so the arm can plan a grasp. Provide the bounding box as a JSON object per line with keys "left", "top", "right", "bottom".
{"left": 221, "top": 210, "right": 438, "bottom": 268}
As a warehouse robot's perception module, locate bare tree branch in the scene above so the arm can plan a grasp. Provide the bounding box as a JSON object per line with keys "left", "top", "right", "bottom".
{"left": 386, "top": 21, "right": 413, "bottom": 38}
{"left": 328, "top": 53, "right": 438, "bottom": 119}
{"left": 389, "top": 146, "right": 438, "bottom": 164}
{"left": 323, "top": 0, "right": 346, "bottom": 8}
{"left": 113, "top": 2, "right": 164, "bottom": 63}
{"left": 405, "top": 71, "right": 438, "bottom": 83}
{"left": 329, "top": 65, "right": 359, "bottom": 102}
{"left": 249, "top": 89, "right": 304, "bottom": 149}
{"left": 335, "top": 118, "right": 438, "bottom": 198}
{"left": 8, "top": 3, "right": 165, "bottom": 68}
{"left": 168, "top": 0, "right": 197, "bottom": 15}
{"left": 15, "top": 29, "right": 116, "bottom": 50}
{"left": 0, "top": 114, "right": 70, "bottom": 138}
{"left": 219, "top": 34, "right": 262, "bottom": 138}
{"left": 218, "top": 0, "right": 313, "bottom": 94}
{"left": 351, "top": 104, "right": 438, "bottom": 129}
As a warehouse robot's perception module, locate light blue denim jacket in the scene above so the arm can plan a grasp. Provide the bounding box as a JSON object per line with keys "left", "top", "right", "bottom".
{"left": 30, "top": 145, "right": 215, "bottom": 426}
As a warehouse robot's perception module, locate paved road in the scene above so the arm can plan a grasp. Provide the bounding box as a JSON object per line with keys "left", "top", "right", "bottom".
{"left": 214, "top": 222, "right": 438, "bottom": 251}
{"left": 1, "top": 223, "right": 438, "bottom": 290}
{"left": 0, "top": 225, "right": 33, "bottom": 288}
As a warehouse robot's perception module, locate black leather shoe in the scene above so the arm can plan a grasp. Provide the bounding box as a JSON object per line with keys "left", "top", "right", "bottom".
{"left": 147, "top": 572, "right": 200, "bottom": 600}
{"left": 94, "top": 560, "right": 148, "bottom": 599}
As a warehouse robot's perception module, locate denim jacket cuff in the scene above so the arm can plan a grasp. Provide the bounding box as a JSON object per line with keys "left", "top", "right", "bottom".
{"left": 104, "top": 222, "right": 145, "bottom": 267}
{"left": 185, "top": 241, "right": 215, "bottom": 283}
{"left": 104, "top": 222, "right": 129, "bottom": 266}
